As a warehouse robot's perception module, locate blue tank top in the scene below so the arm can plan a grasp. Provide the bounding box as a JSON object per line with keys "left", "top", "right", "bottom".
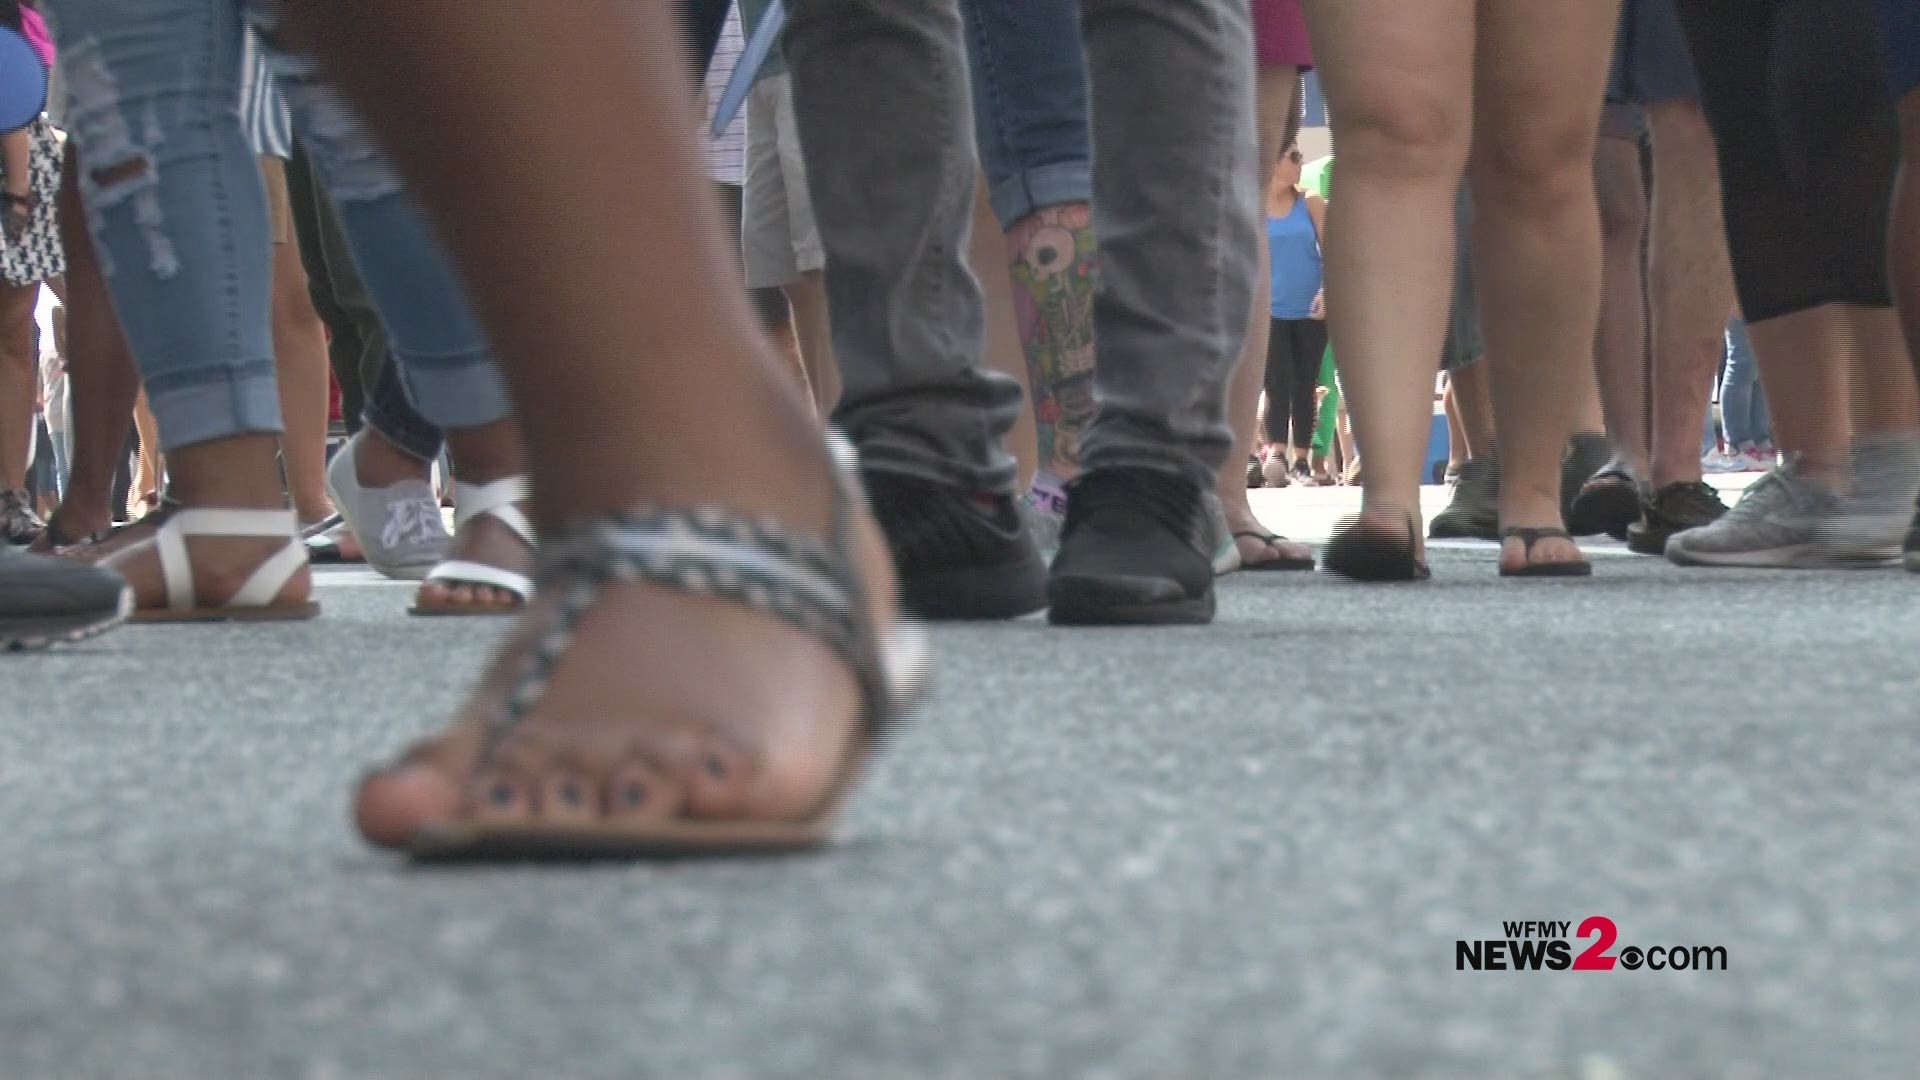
{"left": 1268, "top": 195, "right": 1322, "bottom": 320}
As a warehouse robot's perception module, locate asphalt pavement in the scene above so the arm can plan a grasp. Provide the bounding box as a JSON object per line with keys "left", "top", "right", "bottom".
{"left": 3, "top": 478, "right": 1916, "bottom": 1080}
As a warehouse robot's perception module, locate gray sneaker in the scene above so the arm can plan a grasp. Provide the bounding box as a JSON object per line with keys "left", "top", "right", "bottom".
{"left": 1816, "top": 431, "right": 1920, "bottom": 565}
{"left": 1665, "top": 458, "right": 1838, "bottom": 568}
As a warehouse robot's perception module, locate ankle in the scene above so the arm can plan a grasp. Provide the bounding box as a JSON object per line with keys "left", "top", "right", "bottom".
{"left": 167, "top": 435, "right": 292, "bottom": 511}
{"left": 355, "top": 426, "right": 435, "bottom": 488}
{"left": 444, "top": 419, "right": 526, "bottom": 486}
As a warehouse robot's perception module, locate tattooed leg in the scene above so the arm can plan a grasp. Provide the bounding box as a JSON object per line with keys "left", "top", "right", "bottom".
{"left": 1006, "top": 202, "right": 1099, "bottom": 482}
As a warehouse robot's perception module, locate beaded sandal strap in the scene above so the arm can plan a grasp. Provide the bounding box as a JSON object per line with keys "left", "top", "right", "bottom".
{"left": 482, "top": 434, "right": 893, "bottom": 752}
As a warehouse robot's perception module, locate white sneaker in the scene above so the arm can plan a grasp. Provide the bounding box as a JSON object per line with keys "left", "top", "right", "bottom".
{"left": 1701, "top": 449, "right": 1742, "bottom": 475}
{"left": 1738, "top": 444, "right": 1779, "bottom": 473}
{"left": 1816, "top": 431, "right": 1920, "bottom": 564}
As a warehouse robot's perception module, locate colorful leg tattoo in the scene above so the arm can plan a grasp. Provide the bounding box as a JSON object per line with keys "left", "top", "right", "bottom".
{"left": 1006, "top": 202, "right": 1098, "bottom": 474}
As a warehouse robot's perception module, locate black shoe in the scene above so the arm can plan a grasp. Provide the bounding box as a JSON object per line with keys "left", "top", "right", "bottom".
{"left": 1625, "top": 480, "right": 1730, "bottom": 555}
{"left": 1047, "top": 468, "right": 1215, "bottom": 625}
{"left": 1560, "top": 433, "right": 1613, "bottom": 526}
{"left": 1324, "top": 512, "right": 1431, "bottom": 581}
{"left": 1245, "top": 455, "right": 1264, "bottom": 489}
{"left": 861, "top": 470, "right": 1048, "bottom": 621}
{"left": 1567, "top": 456, "right": 1643, "bottom": 539}
{"left": 1906, "top": 506, "right": 1920, "bottom": 573}
{"left": 1428, "top": 457, "right": 1499, "bottom": 539}
{"left": 0, "top": 547, "right": 133, "bottom": 651}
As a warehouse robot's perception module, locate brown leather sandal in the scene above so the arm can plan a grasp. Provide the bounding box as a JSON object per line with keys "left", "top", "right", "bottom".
{"left": 403, "top": 431, "right": 932, "bottom": 861}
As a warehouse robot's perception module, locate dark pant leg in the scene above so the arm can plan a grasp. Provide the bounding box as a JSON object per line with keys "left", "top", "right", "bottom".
{"left": 1263, "top": 316, "right": 1297, "bottom": 442}
{"left": 1288, "top": 319, "right": 1329, "bottom": 450}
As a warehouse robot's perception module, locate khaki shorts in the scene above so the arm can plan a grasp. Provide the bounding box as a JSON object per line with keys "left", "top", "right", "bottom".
{"left": 742, "top": 74, "right": 824, "bottom": 290}
{"left": 259, "top": 154, "right": 293, "bottom": 246}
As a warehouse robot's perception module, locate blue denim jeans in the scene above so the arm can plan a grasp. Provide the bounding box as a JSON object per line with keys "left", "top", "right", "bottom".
{"left": 962, "top": 0, "right": 1094, "bottom": 229}
{"left": 1719, "top": 315, "right": 1771, "bottom": 447}
{"left": 47, "top": 0, "right": 508, "bottom": 452}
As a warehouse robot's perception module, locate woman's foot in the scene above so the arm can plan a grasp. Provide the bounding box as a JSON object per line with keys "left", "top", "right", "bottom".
{"left": 1498, "top": 525, "right": 1590, "bottom": 577}
{"left": 1323, "top": 508, "right": 1429, "bottom": 582}
{"left": 354, "top": 445, "right": 905, "bottom": 852}
{"left": 104, "top": 509, "right": 314, "bottom": 617}
{"left": 412, "top": 480, "right": 534, "bottom": 614}
{"left": 1222, "top": 497, "right": 1314, "bottom": 570}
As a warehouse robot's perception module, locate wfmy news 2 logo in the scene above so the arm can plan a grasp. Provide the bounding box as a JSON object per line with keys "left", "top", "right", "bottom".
{"left": 1456, "top": 917, "right": 1728, "bottom": 972}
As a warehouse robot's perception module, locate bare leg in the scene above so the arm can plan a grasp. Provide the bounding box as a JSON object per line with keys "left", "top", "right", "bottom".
{"left": 289, "top": 0, "right": 902, "bottom": 844}
{"left": 1219, "top": 65, "right": 1313, "bottom": 566}
{"left": 128, "top": 391, "right": 163, "bottom": 516}
{"left": 1450, "top": 357, "right": 1496, "bottom": 460}
{"left": 1644, "top": 100, "right": 1736, "bottom": 489}
{"left": 1472, "top": 0, "right": 1620, "bottom": 572}
{"left": 1845, "top": 304, "right": 1920, "bottom": 437}
{"left": 0, "top": 283, "right": 36, "bottom": 492}
{"left": 266, "top": 168, "right": 339, "bottom": 527}
{"left": 1591, "top": 134, "right": 1650, "bottom": 479}
{"left": 782, "top": 270, "right": 837, "bottom": 415}
{"left": 1302, "top": 0, "right": 1475, "bottom": 548}
{"left": 36, "top": 144, "right": 138, "bottom": 547}
{"left": 1747, "top": 309, "right": 1851, "bottom": 487}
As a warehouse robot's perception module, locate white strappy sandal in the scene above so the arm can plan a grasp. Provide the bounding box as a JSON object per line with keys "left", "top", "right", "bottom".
{"left": 133, "top": 508, "right": 321, "bottom": 623}
{"left": 410, "top": 477, "right": 535, "bottom": 616}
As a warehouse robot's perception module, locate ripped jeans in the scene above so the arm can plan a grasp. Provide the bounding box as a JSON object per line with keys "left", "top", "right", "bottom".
{"left": 46, "top": 0, "right": 508, "bottom": 452}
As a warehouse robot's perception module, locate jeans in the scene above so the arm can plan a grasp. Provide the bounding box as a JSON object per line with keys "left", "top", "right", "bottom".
{"left": 962, "top": 0, "right": 1094, "bottom": 229}
{"left": 48, "top": 0, "right": 508, "bottom": 453}
{"left": 1719, "top": 315, "right": 1770, "bottom": 448}
{"left": 786, "top": 0, "right": 1259, "bottom": 489}
{"left": 284, "top": 139, "right": 444, "bottom": 463}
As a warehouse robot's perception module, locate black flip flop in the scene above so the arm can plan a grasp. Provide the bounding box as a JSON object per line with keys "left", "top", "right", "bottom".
{"left": 1232, "top": 530, "right": 1315, "bottom": 572}
{"left": 1322, "top": 513, "right": 1430, "bottom": 582}
{"left": 1499, "top": 526, "right": 1592, "bottom": 578}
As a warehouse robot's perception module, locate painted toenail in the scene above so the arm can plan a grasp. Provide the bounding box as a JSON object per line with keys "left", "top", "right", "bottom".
{"left": 558, "top": 781, "right": 584, "bottom": 806}
{"left": 487, "top": 783, "right": 516, "bottom": 807}
{"left": 703, "top": 756, "right": 727, "bottom": 779}
{"left": 621, "top": 783, "right": 648, "bottom": 807}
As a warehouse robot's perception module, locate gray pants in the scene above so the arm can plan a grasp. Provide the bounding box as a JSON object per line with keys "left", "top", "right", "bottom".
{"left": 785, "top": 0, "right": 1258, "bottom": 492}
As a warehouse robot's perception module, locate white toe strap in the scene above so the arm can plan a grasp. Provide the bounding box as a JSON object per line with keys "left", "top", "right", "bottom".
{"left": 424, "top": 559, "right": 533, "bottom": 601}
{"left": 155, "top": 509, "right": 303, "bottom": 612}
{"left": 454, "top": 477, "right": 534, "bottom": 547}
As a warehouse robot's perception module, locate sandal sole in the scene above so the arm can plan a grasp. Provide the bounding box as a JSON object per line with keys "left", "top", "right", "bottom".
{"left": 0, "top": 588, "right": 135, "bottom": 651}
{"left": 132, "top": 601, "right": 321, "bottom": 624}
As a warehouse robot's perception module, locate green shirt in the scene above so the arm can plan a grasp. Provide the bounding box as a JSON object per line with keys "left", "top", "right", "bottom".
{"left": 1303, "top": 155, "right": 1334, "bottom": 201}
{"left": 737, "top": 0, "right": 788, "bottom": 81}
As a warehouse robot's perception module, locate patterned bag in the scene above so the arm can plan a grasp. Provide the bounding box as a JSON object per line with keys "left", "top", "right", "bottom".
{"left": 1, "top": 118, "right": 65, "bottom": 287}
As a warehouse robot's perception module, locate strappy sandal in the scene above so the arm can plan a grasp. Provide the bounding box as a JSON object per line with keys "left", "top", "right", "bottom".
{"left": 133, "top": 508, "right": 321, "bottom": 622}
{"left": 1232, "top": 530, "right": 1316, "bottom": 572}
{"left": 1499, "top": 526, "right": 1592, "bottom": 578}
{"left": 410, "top": 477, "right": 535, "bottom": 616}
{"left": 404, "top": 432, "right": 932, "bottom": 860}
{"left": 1321, "top": 512, "right": 1430, "bottom": 582}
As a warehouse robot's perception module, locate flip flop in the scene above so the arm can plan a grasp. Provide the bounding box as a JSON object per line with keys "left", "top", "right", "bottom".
{"left": 400, "top": 430, "right": 932, "bottom": 861}
{"left": 1322, "top": 512, "right": 1430, "bottom": 582}
{"left": 1232, "top": 530, "right": 1315, "bottom": 572}
{"left": 1499, "top": 526, "right": 1592, "bottom": 578}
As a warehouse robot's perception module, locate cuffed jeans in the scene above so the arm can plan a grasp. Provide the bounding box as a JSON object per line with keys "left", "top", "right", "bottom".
{"left": 48, "top": 0, "right": 508, "bottom": 453}
{"left": 962, "top": 0, "right": 1094, "bottom": 229}
{"left": 786, "top": 0, "right": 1258, "bottom": 490}
{"left": 1719, "top": 315, "right": 1770, "bottom": 448}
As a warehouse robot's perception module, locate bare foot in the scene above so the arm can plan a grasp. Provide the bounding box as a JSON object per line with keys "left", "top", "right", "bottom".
{"left": 354, "top": 463, "right": 902, "bottom": 848}
{"left": 1497, "top": 527, "right": 1584, "bottom": 574}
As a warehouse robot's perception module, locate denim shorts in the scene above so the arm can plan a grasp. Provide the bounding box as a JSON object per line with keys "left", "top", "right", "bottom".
{"left": 1607, "top": 0, "right": 1702, "bottom": 106}
{"left": 1441, "top": 185, "right": 1482, "bottom": 374}
{"left": 1877, "top": 0, "right": 1920, "bottom": 98}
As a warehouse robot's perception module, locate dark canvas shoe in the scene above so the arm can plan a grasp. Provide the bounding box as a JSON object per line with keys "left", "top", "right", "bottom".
{"left": 1047, "top": 468, "right": 1215, "bottom": 626}
{"left": 1567, "top": 452, "right": 1643, "bottom": 539}
{"left": 1428, "top": 457, "right": 1499, "bottom": 539}
{"left": 1627, "top": 480, "right": 1730, "bottom": 555}
{"left": 862, "top": 471, "right": 1049, "bottom": 621}
{"left": 0, "top": 547, "right": 133, "bottom": 651}
{"left": 1905, "top": 504, "right": 1920, "bottom": 573}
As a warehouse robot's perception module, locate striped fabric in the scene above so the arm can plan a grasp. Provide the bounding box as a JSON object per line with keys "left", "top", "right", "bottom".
{"left": 239, "top": 30, "right": 293, "bottom": 160}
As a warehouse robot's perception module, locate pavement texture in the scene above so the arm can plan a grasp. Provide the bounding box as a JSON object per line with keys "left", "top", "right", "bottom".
{"left": 4, "top": 478, "right": 1917, "bottom": 1080}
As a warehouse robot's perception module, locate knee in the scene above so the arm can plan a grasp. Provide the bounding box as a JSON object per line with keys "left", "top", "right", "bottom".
{"left": 1330, "top": 87, "right": 1470, "bottom": 185}
{"left": 1472, "top": 119, "right": 1597, "bottom": 219}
